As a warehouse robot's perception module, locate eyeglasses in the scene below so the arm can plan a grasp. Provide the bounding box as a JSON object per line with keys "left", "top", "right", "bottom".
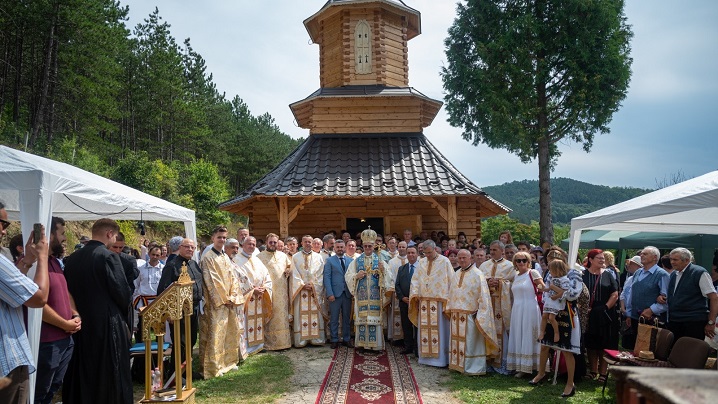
{"left": 180, "top": 245, "right": 196, "bottom": 250}
{"left": 515, "top": 259, "right": 528, "bottom": 263}
{"left": 0, "top": 218, "right": 10, "bottom": 230}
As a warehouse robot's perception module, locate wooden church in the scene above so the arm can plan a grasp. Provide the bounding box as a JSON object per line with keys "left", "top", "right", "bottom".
{"left": 219, "top": 0, "right": 509, "bottom": 239}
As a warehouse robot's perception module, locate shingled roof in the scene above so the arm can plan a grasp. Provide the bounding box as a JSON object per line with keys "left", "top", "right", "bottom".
{"left": 305, "top": 0, "right": 421, "bottom": 41}
{"left": 218, "top": 133, "right": 510, "bottom": 214}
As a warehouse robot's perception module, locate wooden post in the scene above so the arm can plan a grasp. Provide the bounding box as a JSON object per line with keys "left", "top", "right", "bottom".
{"left": 278, "top": 197, "right": 289, "bottom": 239}
{"left": 184, "top": 314, "right": 193, "bottom": 391}
{"left": 447, "top": 196, "right": 457, "bottom": 238}
{"left": 174, "top": 321, "right": 182, "bottom": 397}
{"left": 157, "top": 336, "right": 163, "bottom": 392}
{"left": 144, "top": 340, "right": 152, "bottom": 399}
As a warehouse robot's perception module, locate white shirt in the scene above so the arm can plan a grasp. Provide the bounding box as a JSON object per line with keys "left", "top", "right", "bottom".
{"left": 673, "top": 265, "right": 717, "bottom": 297}
{"left": 134, "top": 261, "right": 164, "bottom": 297}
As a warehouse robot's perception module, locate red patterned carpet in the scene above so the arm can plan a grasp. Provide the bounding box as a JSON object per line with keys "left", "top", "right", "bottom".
{"left": 315, "top": 345, "right": 423, "bottom": 404}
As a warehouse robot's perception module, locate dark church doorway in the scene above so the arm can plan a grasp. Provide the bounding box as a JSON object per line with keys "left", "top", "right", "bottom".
{"left": 346, "top": 218, "right": 384, "bottom": 239}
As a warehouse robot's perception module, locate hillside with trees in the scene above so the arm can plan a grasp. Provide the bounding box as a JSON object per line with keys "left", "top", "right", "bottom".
{"left": 442, "top": 0, "right": 632, "bottom": 245}
{"left": 483, "top": 178, "right": 649, "bottom": 224}
{"left": 0, "top": 1, "right": 301, "bottom": 235}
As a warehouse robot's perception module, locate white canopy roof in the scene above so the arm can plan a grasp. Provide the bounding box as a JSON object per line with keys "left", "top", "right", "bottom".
{"left": 0, "top": 145, "right": 196, "bottom": 402}
{"left": 568, "top": 170, "right": 718, "bottom": 265}
{"left": 0, "top": 145, "right": 196, "bottom": 227}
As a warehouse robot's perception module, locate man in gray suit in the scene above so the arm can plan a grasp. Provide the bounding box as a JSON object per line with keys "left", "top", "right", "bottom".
{"left": 395, "top": 246, "right": 418, "bottom": 355}
{"left": 324, "top": 240, "right": 354, "bottom": 348}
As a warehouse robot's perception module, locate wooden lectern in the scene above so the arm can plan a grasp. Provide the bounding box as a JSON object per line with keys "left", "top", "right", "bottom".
{"left": 139, "top": 262, "right": 197, "bottom": 403}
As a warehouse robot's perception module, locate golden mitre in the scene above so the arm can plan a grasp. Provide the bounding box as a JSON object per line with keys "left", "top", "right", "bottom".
{"left": 361, "top": 227, "right": 377, "bottom": 244}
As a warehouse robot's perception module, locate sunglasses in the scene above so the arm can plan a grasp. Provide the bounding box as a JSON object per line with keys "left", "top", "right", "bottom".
{"left": 515, "top": 259, "right": 528, "bottom": 263}
{"left": 0, "top": 218, "right": 10, "bottom": 230}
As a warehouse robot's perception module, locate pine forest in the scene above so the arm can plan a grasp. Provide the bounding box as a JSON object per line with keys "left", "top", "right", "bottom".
{"left": 0, "top": 1, "right": 301, "bottom": 234}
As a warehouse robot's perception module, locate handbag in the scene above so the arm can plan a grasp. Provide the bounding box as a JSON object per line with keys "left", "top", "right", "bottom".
{"left": 532, "top": 270, "right": 544, "bottom": 310}
{"left": 633, "top": 317, "right": 660, "bottom": 356}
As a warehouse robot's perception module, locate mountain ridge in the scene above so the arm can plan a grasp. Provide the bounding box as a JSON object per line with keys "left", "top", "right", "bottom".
{"left": 481, "top": 178, "right": 650, "bottom": 224}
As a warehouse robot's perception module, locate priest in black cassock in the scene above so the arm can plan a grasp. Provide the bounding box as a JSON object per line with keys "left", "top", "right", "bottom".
{"left": 157, "top": 237, "right": 203, "bottom": 380}
{"left": 63, "top": 218, "right": 133, "bottom": 404}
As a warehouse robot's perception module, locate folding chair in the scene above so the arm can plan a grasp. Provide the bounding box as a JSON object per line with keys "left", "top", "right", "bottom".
{"left": 601, "top": 328, "right": 674, "bottom": 397}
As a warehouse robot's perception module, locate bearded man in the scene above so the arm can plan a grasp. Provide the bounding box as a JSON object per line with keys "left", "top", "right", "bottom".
{"left": 345, "top": 228, "right": 386, "bottom": 351}
{"left": 446, "top": 250, "right": 498, "bottom": 374}
{"left": 477, "top": 240, "right": 515, "bottom": 374}
{"left": 232, "top": 236, "right": 272, "bottom": 355}
{"left": 408, "top": 240, "right": 453, "bottom": 367}
{"left": 290, "top": 235, "right": 326, "bottom": 347}
{"left": 385, "top": 241, "right": 409, "bottom": 343}
{"left": 257, "top": 233, "right": 293, "bottom": 350}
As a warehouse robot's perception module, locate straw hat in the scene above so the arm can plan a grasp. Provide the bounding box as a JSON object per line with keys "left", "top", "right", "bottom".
{"left": 637, "top": 351, "right": 656, "bottom": 361}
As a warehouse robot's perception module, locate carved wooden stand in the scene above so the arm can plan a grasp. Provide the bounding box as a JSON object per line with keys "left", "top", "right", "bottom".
{"left": 139, "top": 262, "right": 197, "bottom": 403}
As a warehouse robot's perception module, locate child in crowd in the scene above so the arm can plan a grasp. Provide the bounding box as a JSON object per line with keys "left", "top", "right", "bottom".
{"left": 539, "top": 260, "right": 571, "bottom": 342}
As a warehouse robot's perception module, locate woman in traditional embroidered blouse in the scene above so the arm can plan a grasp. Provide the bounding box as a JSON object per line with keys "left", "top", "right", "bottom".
{"left": 529, "top": 246, "right": 583, "bottom": 398}
{"left": 582, "top": 249, "right": 619, "bottom": 382}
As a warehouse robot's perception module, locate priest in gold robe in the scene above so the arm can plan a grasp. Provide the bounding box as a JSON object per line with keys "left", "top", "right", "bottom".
{"left": 446, "top": 249, "right": 499, "bottom": 375}
{"left": 409, "top": 240, "right": 454, "bottom": 366}
{"left": 477, "top": 240, "right": 515, "bottom": 374}
{"left": 199, "top": 226, "right": 242, "bottom": 379}
{"left": 233, "top": 236, "right": 273, "bottom": 356}
{"left": 385, "top": 241, "right": 409, "bottom": 343}
{"left": 257, "top": 233, "right": 293, "bottom": 351}
{"left": 345, "top": 228, "right": 386, "bottom": 351}
{"left": 290, "top": 235, "right": 326, "bottom": 347}
{"left": 224, "top": 239, "right": 248, "bottom": 361}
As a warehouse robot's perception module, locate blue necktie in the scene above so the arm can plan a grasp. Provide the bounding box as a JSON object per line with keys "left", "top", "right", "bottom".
{"left": 409, "top": 264, "right": 414, "bottom": 278}
{"left": 340, "top": 257, "right": 346, "bottom": 272}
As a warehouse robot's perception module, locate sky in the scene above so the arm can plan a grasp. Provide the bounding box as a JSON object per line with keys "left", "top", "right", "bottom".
{"left": 121, "top": 0, "right": 717, "bottom": 189}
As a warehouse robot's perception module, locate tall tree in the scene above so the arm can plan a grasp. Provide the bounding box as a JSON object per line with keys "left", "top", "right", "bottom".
{"left": 442, "top": 0, "right": 632, "bottom": 244}
{"left": 131, "top": 8, "right": 186, "bottom": 159}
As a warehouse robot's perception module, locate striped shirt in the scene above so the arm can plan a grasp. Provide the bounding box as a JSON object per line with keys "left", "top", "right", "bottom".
{"left": 0, "top": 255, "right": 38, "bottom": 377}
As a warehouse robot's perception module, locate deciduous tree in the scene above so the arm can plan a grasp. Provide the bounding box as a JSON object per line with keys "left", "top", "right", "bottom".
{"left": 442, "top": 0, "right": 632, "bottom": 245}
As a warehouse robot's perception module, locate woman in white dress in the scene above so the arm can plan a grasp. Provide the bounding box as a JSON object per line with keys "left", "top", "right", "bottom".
{"left": 506, "top": 251, "right": 544, "bottom": 377}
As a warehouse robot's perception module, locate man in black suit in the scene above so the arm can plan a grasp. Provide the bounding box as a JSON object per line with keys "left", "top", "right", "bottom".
{"left": 63, "top": 218, "right": 133, "bottom": 404}
{"left": 395, "top": 246, "right": 418, "bottom": 355}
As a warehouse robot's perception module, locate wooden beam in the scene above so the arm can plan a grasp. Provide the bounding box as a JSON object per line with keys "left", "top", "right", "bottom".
{"left": 288, "top": 197, "right": 316, "bottom": 223}
{"left": 419, "top": 196, "right": 448, "bottom": 222}
{"left": 447, "top": 196, "right": 457, "bottom": 238}
{"left": 278, "top": 197, "right": 289, "bottom": 239}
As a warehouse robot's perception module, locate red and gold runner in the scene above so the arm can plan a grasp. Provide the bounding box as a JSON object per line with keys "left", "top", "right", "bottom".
{"left": 316, "top": 346, "right": 422, "bottom": 404}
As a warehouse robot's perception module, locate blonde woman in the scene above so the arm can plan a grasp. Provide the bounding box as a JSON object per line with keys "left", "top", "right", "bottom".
{"left": 603, "top": 251, "right": 620, "bottom": 288}
{"left": 507, "top": 251, "right": 544, "bottom": 378}
{"left": 529, "top": 247, "right": 584, "bottom": 398}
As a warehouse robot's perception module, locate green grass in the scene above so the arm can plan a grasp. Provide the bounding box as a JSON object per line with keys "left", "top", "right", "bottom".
{"left": 131, "top": 351, "right": 294, "bottom": 403}
{"left": 444, "top": 372, "right": 615, "bottom": 403}
{"left": 192, "top": 352, "right": 294, "bottom": 403}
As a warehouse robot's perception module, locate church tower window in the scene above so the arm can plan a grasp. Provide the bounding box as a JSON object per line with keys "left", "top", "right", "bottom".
{"left": 355, "top": 20, "right": 372, "bottom": 74}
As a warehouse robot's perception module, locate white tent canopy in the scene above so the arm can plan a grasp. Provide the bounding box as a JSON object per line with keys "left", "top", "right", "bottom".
{"left": 568, "top": 170, "right": 718, "bottom": 266}
{"left": 0, "top": 145, "right": 196, "bottom": 226}
{"left": 0, "top": 145, "right": 196, "bottom": 403}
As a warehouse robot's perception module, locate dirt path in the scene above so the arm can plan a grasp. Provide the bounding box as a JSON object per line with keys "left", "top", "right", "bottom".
{"left": 274, "top": 345, "right": 460, "bottom": 404}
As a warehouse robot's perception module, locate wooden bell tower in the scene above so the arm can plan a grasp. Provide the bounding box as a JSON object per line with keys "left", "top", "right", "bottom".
{"left": 219, "top": 1, "right": 510, "bottom": 240}
{"left": 291, "top": 0, "right": 442, "bottom": 134}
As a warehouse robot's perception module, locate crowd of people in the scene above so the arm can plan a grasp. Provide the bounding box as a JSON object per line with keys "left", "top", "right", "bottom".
{"left": 1, "top": 202, "right": 718, "bottom": 403}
